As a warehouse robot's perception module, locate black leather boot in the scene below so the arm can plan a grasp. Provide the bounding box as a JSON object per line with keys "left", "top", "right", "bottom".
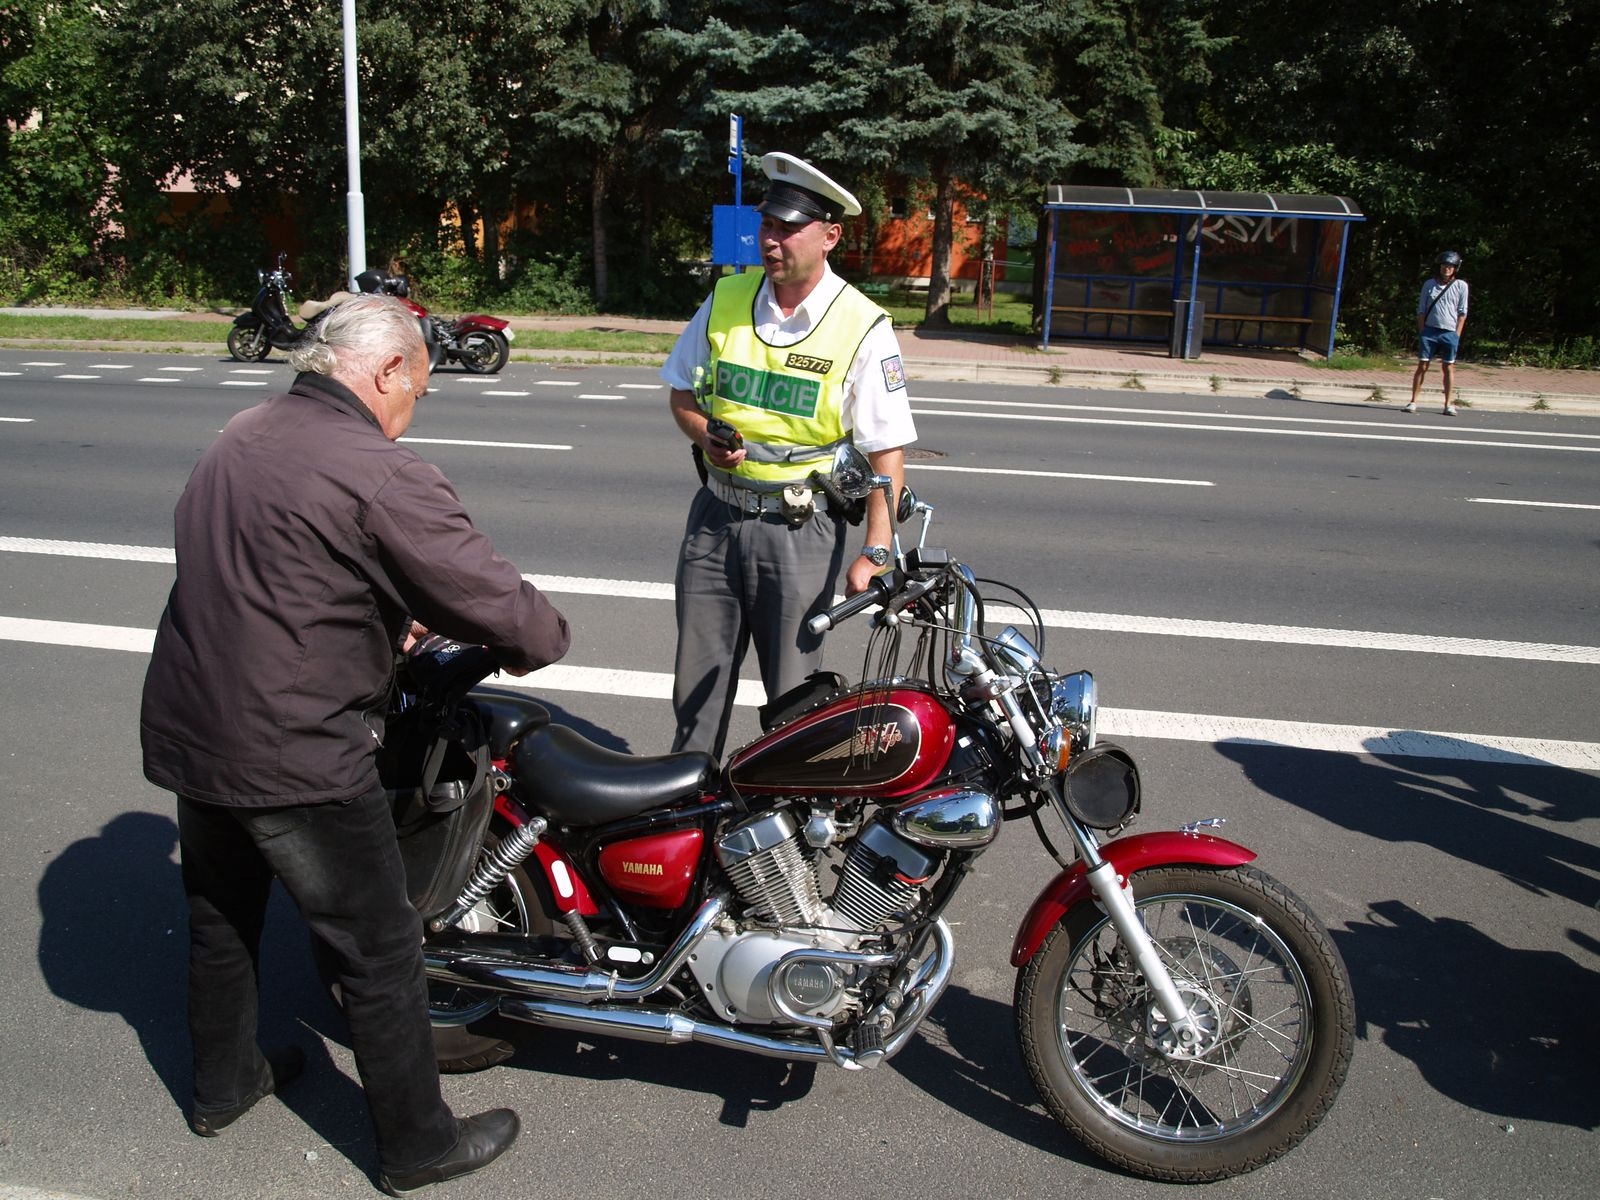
{"left": 378, "top": 1108, "right": 521, "bottom": 1196}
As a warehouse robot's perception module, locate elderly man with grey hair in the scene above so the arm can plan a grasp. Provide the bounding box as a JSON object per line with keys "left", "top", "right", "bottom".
{"left": 141, "top": 294, "right": 570, "bottom": 1195}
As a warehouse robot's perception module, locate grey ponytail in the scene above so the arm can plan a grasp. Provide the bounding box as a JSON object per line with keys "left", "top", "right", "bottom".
{"left": 289, "top": 294, "right": 426, "bottom": 377}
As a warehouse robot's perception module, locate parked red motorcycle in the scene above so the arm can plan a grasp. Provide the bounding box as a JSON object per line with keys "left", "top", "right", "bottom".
{"left": 364, "top": 449, "right": 1354, "bottom": 1182}
{"left": 350, "top": 270, "right": 513, "bottom": 374}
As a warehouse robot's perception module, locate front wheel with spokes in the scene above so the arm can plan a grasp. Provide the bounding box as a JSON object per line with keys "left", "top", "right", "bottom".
{"left": 1015, "top": 864, "right": 1354, "bottom": 1182}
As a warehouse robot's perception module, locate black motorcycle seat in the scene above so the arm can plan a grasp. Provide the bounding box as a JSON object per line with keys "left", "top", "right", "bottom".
{"left": 465, "top": 687, "right": 552, "bottom": 759}
{"left": 510, "top": 724, "right": 716, "bottom": 826}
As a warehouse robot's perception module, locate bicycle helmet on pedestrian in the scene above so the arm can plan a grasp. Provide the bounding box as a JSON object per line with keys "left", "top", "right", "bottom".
{"left": 1436, "top": 250, "right": 1462, "bottom": 269}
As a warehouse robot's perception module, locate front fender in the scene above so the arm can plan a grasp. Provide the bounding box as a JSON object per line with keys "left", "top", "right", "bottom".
{"left": 1009, "top": 831, "right": 1256, "bottom": 967}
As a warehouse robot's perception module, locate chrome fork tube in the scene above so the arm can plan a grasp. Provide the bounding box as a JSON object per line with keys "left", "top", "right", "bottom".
{"left": 1049, "top": 781, "right": 1203, "bottom": 1048}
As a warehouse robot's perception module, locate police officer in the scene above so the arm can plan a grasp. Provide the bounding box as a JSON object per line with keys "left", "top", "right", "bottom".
{"left": 662, "top": 152, "right": 917, "bottom": 758}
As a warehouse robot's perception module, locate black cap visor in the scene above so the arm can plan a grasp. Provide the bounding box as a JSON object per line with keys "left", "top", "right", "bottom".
{"left": 758, "top": 182, "right": 839, "bottom": 225}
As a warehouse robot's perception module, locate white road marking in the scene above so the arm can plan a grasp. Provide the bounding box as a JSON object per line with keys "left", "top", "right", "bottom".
{"left": 1, "top": 417, "right": 33, "bottom": 423}
{"left": 161, "top": 366, "right": 203, "bottom": 372}
{"left": 478, "top": 390, "right": 529, "bottom": 397}
{"left": 0, "top": 371, "right": 19, "bottom": 376}
{"left": 974, "top": 602, "right": 1600, "bottom": 665}
{"left": 909, "top": 463, "right": 1212, "bottom": 487}
{"left": 536, "top": 380, "right": 580, "bottom": 387}
{"left": 0, "top": 538, "right": 174, "bottom": 561}
{"left": 19, "top": 361, "right": 64, "bottom": 366}
{"left": 2, "top": 541, "right": 1594, "bottom": 666}
{"left": 229, "top": 368, "right": 273, "bottom": 375}
{"left": 0, "top": 615, "right": 154, "bottom": 653}
{"left": 1467, "top": 497, "right": 1600, "bottom": 511}
{"left": 90, "top": 363, "right": 132, "bottom": 369}
{"left": 220, "top": 380, "right": 268, "bottom": 387}
{"left": 914, "top": 395, "right": 1600, "bottom": 441}
{"left": 619, "top": 383, "right": 662, "bottom": 390}
{"left": 137, "top": 377, "right": 184, "bottom": 383}
{"left": 578, "top": 393, "right": 626, "bottom": 400}
{"left": 399, "top": 436, "right": 571, "bottom": 450}
{"left": 55, "top": 374, "right": 98, "bottom": 380}
{"left": 3, "top": 615, "right": 1593, "bottom": 769}
{"left": 911, "top": 406, "right": 1600, "bottom": 453}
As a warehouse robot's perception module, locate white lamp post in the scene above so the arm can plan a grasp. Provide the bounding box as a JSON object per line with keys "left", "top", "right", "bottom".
{"left": 342, "top": 0, "right": 367, "bottom": 287}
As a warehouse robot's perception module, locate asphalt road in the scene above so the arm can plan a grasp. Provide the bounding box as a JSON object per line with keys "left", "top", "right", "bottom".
{"left": 1, "top": 350, "right": 1596, "bottom": 1200}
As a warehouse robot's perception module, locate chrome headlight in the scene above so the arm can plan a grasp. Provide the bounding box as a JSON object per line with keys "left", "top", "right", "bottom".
{"left": 1050, "top": 671, "right": 1098, "bottom": 754}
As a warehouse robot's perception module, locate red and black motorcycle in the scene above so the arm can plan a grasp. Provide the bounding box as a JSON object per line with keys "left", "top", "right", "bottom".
{"left": 351, "top": 270, "right": 513, "bottom": 374}
{"left": 369, "top": 449, "right": 1354, "bottom": 1183}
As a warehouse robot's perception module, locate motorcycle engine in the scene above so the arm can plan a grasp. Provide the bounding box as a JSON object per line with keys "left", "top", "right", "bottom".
{"left": 687, "top": 808, "right": 940, "bottom": 1026}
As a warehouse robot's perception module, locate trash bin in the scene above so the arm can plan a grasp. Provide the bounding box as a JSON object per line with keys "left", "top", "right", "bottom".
{"left": 1170, "top": 299, "right": 1204, "bottom": 359}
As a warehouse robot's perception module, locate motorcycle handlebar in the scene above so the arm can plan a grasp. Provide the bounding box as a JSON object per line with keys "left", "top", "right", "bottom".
{"left": 807, "top": 569, "right": 904, "bottom": 635}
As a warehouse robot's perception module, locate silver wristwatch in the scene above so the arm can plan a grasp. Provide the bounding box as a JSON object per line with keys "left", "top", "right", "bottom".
{"left": 860, "top": 545, "right": 891, "bottom": 568}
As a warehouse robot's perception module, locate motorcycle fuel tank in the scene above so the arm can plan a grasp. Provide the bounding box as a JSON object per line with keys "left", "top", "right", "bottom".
{"left": 728, "top": 686, "right": 957, "bottom": 798}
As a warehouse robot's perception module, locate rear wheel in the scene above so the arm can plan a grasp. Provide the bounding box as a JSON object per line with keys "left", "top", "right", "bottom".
{"left": 227, "top": 323, "right": 269, "bottom": 362}
{"left": 1015, "top": 864, "right": 1354, "bottom": 1182}
{"left": 425, "top": 840, "right": 551, "bottom": 1071}
{"left": 312, "top": 829, "right": 555, "bottom": 1073}
{"left": 459, "top": 329, "right": 510, "bottom": 374}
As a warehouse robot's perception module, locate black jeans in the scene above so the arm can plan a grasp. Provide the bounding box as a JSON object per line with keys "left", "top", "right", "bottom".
{"left": 177, "top": 785, "right": 457, "bottom": 1172}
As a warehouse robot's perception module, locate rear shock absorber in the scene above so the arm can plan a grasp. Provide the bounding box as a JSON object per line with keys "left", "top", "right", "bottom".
{"left": 429, "top": 816, "right": 548, "bottom": 932}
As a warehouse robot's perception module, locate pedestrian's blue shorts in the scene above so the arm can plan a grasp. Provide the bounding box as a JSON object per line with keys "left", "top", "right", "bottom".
{"left": 1419, "top": 328, "right": 1459, "bottom": 364}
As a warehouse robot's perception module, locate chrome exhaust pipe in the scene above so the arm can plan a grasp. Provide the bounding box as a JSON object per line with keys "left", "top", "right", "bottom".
{"left": 495, "top": 996, "right": 834, "bottom": 1063}
{"left": 423, "top": 895, "right": 726, "bottom": 1002}
{"left": 491, "top": 919, "right": 955, "bottom": 1071}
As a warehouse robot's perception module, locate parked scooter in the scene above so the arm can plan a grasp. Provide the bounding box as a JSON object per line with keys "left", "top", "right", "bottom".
{"left": 336, "top": 446, "right": 1356, "bottom": 1183}
{"left": 226, "top": 253, "right": 312, "bottom": 362}
{"left": 351, "top": 270, "right": 514, "bottom": 374}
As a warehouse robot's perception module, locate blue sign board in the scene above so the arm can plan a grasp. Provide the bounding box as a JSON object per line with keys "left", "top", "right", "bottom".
{"left": 712, "top": 205, "right": 762, "bottom": 268}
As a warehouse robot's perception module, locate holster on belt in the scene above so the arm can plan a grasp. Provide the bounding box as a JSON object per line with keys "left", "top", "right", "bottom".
{"left": 692, "top": 443, "right": 708, "bottom": 486}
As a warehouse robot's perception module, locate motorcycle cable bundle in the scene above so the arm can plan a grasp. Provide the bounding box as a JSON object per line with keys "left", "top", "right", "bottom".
{"left": 971, "top": 575, "right": 1047, "bottom": 658}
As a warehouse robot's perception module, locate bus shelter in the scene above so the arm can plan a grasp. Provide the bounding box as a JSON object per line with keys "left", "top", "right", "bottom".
{"left": 1039, "top": 186, "right": 1365, "bottom": 358}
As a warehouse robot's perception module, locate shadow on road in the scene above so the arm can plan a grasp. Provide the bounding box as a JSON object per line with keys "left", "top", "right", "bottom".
{"left": 495, "top": 1030, "right": 818, "bottom": 1129}
{"left": 1216, "top": 742, "right": 1600, "bottom": 1130}
{"left": 36, "top": 811, "right": 190, "bottom": 1106}
{"left": 36, "top": 809, "right": 378, "bottom": 1171}
{"left": 891, "top": 985, "right": 1107, "bottom": 1170}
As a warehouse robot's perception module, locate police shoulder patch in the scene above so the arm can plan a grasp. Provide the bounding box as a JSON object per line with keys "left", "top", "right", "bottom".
{"left": 880, "top": 355, "right": 906, "bottom": 392}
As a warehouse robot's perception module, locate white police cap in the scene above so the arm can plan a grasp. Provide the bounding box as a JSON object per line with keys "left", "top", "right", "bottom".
{"left": 758, "top": 152, "right": 862, "bottom": 224}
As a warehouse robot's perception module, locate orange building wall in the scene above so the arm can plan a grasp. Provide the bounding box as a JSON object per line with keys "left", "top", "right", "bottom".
{"left": 836, "top": 185, "right": 1004, "bottom": 284}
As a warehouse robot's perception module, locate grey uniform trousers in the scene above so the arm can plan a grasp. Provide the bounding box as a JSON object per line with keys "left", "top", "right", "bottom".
{"left": 671, "top": 485, "right": 848, "bottom": 758}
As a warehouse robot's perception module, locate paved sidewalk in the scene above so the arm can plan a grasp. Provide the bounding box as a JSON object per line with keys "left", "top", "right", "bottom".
{"left": 4, "top": 306, "right": 1598, "bottom": 415}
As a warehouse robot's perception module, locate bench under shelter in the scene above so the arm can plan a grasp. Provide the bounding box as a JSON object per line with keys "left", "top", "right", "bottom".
{"left": 1038, "top": 186, "right": 1366, "bottom": 358}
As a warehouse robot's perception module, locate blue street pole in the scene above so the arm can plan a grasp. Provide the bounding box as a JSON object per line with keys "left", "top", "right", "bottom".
{"left": 729, "top": 114, "right": 743, "bottom": 273}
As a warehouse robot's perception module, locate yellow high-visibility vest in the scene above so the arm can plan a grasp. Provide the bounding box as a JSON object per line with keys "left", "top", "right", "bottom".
{"left": 704, "top": 271, "right": 888, "bottom": 490}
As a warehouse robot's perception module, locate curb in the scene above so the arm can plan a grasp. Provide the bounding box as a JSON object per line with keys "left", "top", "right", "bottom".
{"left": 897, "top": 357, "right": 1600, "bottom": 415}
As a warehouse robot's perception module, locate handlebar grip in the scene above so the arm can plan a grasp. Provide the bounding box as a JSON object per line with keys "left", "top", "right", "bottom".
{"left": 807, "top": 570, "right": 901, "bottom": 635}
{"left": 808, "top": 468, "right": 850, "bottom": 512}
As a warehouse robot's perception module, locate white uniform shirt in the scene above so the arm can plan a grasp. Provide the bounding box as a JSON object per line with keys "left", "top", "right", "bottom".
{"left": 661, "top": 264, "right": 917, "bottom": 454}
